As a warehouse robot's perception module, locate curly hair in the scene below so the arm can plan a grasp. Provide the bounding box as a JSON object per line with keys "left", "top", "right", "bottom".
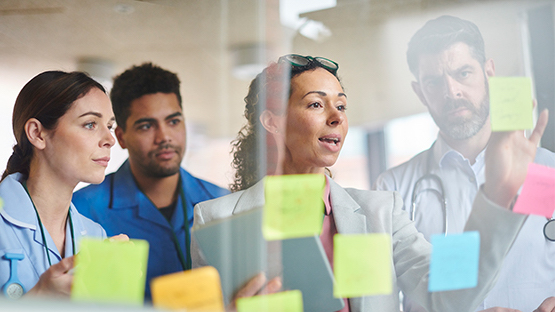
{"left": 407, "top": 15, "right": 486, "bottom": 79}
{"left": 2, "top": 71, "right": 105, "bottom": 181}
{"left": 230, "top": 58, "right": 340, "bottom": 192}
{"left": 110, "top": 62, "right": 181, "bottom": 131}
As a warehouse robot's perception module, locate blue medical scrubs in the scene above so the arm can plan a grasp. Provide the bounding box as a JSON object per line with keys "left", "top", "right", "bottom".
{"left": 72, "top": 160, "right": 229, "bottom": 301}
{"left": 0, "top": 173, "right": 106, "bottom": 296}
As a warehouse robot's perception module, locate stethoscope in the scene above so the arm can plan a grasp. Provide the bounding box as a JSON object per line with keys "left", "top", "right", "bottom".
{"left": 108, "top": 174, "right": 192, "bottom": 270}
{"left": 410, "top": 148, "right": 555, "bottom": 241}
{"left": 410, "top": 173, "right": 448, "bottom": 236}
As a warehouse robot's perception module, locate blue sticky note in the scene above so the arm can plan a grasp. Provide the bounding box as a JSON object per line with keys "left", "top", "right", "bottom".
{"left": 429, "top": 231, "right": 480, "bottom": 292}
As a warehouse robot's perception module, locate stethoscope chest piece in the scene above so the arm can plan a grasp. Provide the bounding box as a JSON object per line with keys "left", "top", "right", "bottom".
{"left": 544, "top": 219, "right": 555, "bottom": 242}
{"left": 2, "top": 253, "right": 25, "bottom": 299}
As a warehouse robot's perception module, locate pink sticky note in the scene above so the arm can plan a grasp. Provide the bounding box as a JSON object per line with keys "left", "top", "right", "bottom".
{"left": 513, "top": 163, "right": 555, "bottom": 218}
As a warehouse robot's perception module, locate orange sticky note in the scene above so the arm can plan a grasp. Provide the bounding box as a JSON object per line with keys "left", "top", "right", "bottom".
{"left": 513, "top": 163, "right": 555, "bottom": 218}
{"left": 151, "top": 266, "right": 224, "bottom": 312}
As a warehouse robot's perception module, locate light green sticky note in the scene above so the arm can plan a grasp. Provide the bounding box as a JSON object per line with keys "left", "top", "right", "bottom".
{"left": 263, "top": 174, "right": 326, "bottom": 241}
{"left": 236, "top": 290, "right": 303, "bottom": 312}
{"left": 0, "top": 196, "right": 3, "bottom": 213}
{"left": 333, "top": 233, "right": 392, "bottom": 298}
{"left": 489, "top": 76, "right": 534, "bottom": 131}
{"left": 71, "top": 238, "right": 149, "bottom": 305}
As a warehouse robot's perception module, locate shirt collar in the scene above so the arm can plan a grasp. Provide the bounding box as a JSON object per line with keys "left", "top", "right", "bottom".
{"left": 433, "top": 134, "right": 486, "bottom": 169}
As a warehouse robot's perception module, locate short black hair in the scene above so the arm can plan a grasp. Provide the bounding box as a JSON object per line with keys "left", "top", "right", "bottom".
{"left": 407, "top": 15, "right": 486, "bottom": 79}
{"left": 110, "top": 62, "right": 181, "bottom": 130}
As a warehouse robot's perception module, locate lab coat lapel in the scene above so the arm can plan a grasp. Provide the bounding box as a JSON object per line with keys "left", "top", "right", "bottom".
{"left": 328, "top": 178, "right": 367, "bottom": 312}
{"left": 329, "top": 179, "right": 366, "bottom": 234}
{"left": 232, "top": 179, "right": 265, "bottom": 215}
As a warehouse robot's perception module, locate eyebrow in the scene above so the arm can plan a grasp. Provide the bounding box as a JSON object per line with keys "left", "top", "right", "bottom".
{"left": 302, "top": 91, "right": 347, "bottom": 99}
{"left": 78, "top": 112, "right": 115, "bottom": 123}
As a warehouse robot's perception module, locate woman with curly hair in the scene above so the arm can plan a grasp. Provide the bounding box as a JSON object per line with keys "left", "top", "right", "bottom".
{"left": 192, "top": 54, "right": 547, "bottom": 312}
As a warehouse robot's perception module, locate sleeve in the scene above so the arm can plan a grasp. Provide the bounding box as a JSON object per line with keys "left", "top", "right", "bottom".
{"left": 394, "top": 187, "right": 527, "bottom": 312}
{"left": 190, "top": 202, "right": 208, "bottom": 269}
{"left": 373, "top": 169, "right": 397, "bottom": 191}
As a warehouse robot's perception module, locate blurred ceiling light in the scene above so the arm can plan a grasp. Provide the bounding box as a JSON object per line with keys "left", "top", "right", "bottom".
{"left": 280, "top": 0, "right": 335, "bottom": 41}
{"left": 231, "top": 44, "right": 268, "bottom": 81}
{"left": 113, "top": 3, "right": 135, "bottom": 14}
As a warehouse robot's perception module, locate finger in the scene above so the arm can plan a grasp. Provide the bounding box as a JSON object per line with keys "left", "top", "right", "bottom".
{"left": 257, "top": 276, "right": 282, "bottom": 295}
{"left": 108, "top": 234, "right": 130, "bottom": 242}
{"left": 234, "top": 273, "right": 267, "bottom": 299}
{"left": 529, "top": 109, "right": 549, "bottom": 146}
{"left": 52, "top": 256, "right": 75, "bottom": 274}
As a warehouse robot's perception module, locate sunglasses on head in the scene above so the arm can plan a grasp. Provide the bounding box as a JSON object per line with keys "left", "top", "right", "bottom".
{"left": 278, "top": 54, "right": 339, "bottom": 75}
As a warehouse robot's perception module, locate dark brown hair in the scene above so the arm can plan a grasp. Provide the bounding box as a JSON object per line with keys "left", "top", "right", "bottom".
{"left": 2, "top": 71, "right": 106, "bottom": 181}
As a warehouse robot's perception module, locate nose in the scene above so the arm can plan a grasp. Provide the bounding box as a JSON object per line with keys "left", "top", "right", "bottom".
{"left": 445, "top": 76, "right": 462, "bottom": 99}
{"left": 327, "top": 108, "right": 345, "bottom": 127}
{"left": 154, "top": 123, "right": 172, "bottom": 145}
{"left": 102, "top": 126, "right": 116, "bottom": 148}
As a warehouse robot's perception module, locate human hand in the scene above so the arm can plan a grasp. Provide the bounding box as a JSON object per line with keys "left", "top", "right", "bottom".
{"left": 483, "top": 109, "right": 549, "bottom": 208}
{"left": 25, "top": 256, "right": 74, "bottom": 298}
{"left": 107, "top": 234, "right": 129, "bottom": 242}
{"left": 534, "top": 296, "right": 555, "bottom": 312}
{"left": 226, "top": 273, "right": 282, "bottom": 312}
{"left": 479, "top": 307, "right": 521, "bottom": 312}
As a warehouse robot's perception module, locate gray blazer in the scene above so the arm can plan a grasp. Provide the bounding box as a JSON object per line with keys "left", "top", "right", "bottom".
{"left": 192, "top": 178, "right": 526, "bottom": 312}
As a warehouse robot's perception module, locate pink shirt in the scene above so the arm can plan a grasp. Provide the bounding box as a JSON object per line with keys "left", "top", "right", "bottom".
{"left": 319, "top": 177, "right": 350, "bottom": 312}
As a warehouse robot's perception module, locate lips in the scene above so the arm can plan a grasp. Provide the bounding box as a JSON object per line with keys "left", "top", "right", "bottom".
{"left": 318, "top": 134, "right": 342, "bottom": 152}
{"left": 93, "top": 157, "right": 110, "bottom": 167}
{"left": 155, "top": 149, "right": 177, "bottom": 160}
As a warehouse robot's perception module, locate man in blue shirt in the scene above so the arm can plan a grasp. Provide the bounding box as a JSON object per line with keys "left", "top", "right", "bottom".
{"left": 73, "top": 63, "right": 229, "bottom": 301}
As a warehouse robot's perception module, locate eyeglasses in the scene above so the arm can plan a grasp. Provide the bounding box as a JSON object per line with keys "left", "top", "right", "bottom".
{"left": 278, "top": 54, "right": 339, "bottom": 75}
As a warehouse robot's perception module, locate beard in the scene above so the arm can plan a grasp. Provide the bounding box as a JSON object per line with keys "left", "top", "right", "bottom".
{"left": 431, "top": 94, "right": 490, "bottom": 141}
{"left": 141, "top": 143, "right": 184, "bottom": 178}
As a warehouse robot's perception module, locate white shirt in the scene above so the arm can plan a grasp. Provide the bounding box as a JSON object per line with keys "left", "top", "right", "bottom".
{"left": 374, "top": 135, "right": 555, "bottom": 312}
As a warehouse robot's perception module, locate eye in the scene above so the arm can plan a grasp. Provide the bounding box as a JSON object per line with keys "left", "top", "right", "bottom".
{"left": 168, "top": 118, "right": 181, "bottom": 126}
{"left": 107, "top": 123, "right": 115, "bottom": 133}
{"left": 460, "top": 70, "right": 471, "bottom": 78}
{"left": 84, "top": 121, "right": 96, "bottom": 130}
{"left": 137, "top": 123, "right": 151, "bottom": 131}
{"left": 337, "top": 104, "right": 347, "bottom": 112}
{"left": 308, "top": 102, "right": 322, "bottom": 108}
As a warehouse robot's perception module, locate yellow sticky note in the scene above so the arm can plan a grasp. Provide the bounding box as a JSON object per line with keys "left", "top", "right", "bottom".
{"left": 71, "top": 238, "right": 149, "bottom": 305}
{"left": 263, "top": 174, "right": 326, "bottom": 241}
{"left": 489, "top": 76, "right": 534, "bottom": 131}
{"left": 236, "top": 290, "right": 303, "bottom": 312}
{"left": 151, "top": 266, "right": 224, "bottom": 312}
{"left": 333, "top": 233, "right": 392, "bottom": 298}
{"left": 0, "top": 197, "right": 3, "bottom": 213}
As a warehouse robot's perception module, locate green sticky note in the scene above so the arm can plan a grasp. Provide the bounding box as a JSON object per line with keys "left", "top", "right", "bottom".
{"left": 72, "top": 238, "right": 149, "bottom": 305}
{"left": 0, "top": 196, "right": 3, "bottom": 213}
{"left": 263, "top": 174, "right": 325, "bottom": 241}
{"left": 236, "top": 290, "right": 303, "bottom": 312}
{"left": 489, "top": 76, "right": 534, "bottom": 131}
{"left": 333, "top": 233, "right": 392, "bottom": 298}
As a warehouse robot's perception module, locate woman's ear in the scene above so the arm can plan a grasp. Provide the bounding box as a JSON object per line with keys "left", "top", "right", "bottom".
{"left": 24, "top": 118, "right": 47, "bottom": 150}
{"left": 259, "top": 110, "right": 284, "bottom": 134}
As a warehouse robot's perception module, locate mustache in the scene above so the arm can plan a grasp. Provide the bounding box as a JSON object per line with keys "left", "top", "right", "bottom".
{"left": 150, "top": 143, "right": 181, "bottom": 155}
{"left": 443, "top": 98, "right": 476, "bottom": 113}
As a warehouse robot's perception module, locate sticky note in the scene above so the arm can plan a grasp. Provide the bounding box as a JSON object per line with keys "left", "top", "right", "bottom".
{"left": 429, "top": 231, "right": 480, "bottom": 292}
{"left": 236, "top": 290, "right": 303, "bottom": 312}
{"left": 263, "top": 174, "right": 325, "bottom": 241}
{"left": 71, "top": 238, "right": 149, "bottom": 305}
{"left": 489, "top": 76, "right": 534, "bottom": 131}
{"left": 151, "top": 266, "right": 224, "bottom": 311}
{"left": 513, "top": 163, "right": 555, "bottom": 218}
{"left": 333, "top": 233, "right": 392, "bottom": 298}
{"left": 0, "top": 196, "right": 3, "bottom": 213}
